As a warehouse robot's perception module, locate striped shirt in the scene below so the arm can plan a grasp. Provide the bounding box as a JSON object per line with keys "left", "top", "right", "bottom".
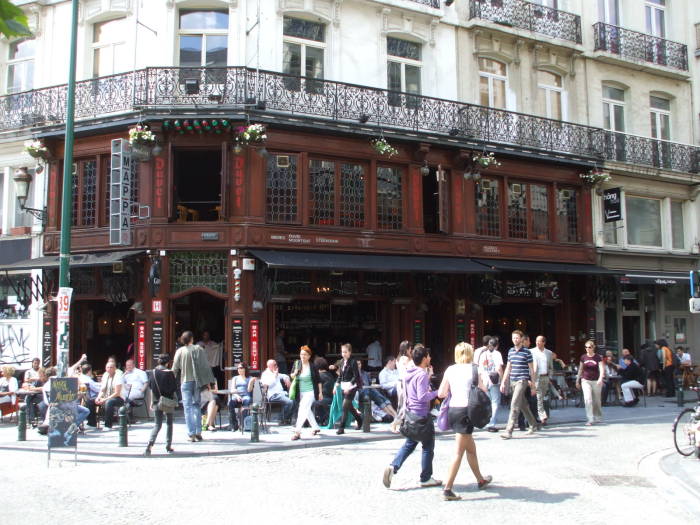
{"left": 508, "top": 346, "right": 533, "bottom": 382}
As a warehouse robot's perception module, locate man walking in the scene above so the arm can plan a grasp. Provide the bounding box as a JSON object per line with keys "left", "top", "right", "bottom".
{"left": 476, "top": 337, "right": 503, "bottom": 432}
{"left": 173, "top": 330, "right": 215, "bottom": 442}
{"left": 500, "top": 330, "right": 539, "bottom": 439}
{"left": 531, "top": 335, "right": 553, "bottom": 425}
{"left": 383, "top": 346, "right": 441, "bottom": 489}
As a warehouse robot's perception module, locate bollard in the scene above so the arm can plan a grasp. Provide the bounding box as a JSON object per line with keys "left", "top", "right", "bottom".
{"left": 17, "top": 404, "right": 26, "bottom": 441}
{"left": 362, "top": 397, "right": 371, "bottom": 433}
{"left": 118, "top": 405, "right": 128, "bottom": 447}
{"left": 250, "top": 404, "right": 260, "bottom": 443}
{"left": 676, "top": 375, "right": 684, "bottom": 407}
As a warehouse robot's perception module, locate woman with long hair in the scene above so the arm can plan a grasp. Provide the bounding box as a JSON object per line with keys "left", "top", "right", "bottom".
{"left": 335, "top": 343, "right": 363, "bottom": 435}
{"left": 145, "top": 354, "right": 177, "bottom": 455}
{"left": 227, "top": 362, "right": 255, "bottom": 431}
{"left": 290, "top": 345, "right": 323, "bottom": 440}
{"left": 392, "top": 340, "right": 413, "bottom": 433}
{"left": 438, "top": 342, "right": 492, "bottom": 500}
{"left": 576, "top": 340, "right": 605, "bottom": 426}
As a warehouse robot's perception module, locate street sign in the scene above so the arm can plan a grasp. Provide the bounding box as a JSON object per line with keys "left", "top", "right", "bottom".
{"left": 603, "top": 187, "right": 622, "bottom": 223}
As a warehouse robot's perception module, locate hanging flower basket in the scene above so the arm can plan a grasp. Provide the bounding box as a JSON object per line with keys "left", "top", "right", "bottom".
{"left": 24, "top": 139, "right": 48, "bottom": 160}
{"left": 371, "top": 137, "right": 398, "bottom": 158}
{"left": 473, "top": 152, "right": 501, "bottom": 169}
{"left": 579, "top": 169, "right": 611, "bottom": 186}
{"left": 235, "top": 123, "right": 267, "bottom": 149}
{"left": 128, "top": 124, "right": 156, "bottom": 147}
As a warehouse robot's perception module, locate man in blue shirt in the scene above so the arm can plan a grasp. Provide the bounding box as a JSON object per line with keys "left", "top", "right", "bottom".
{"left": 500, "top": 330, "right": 540, "bottom": 440}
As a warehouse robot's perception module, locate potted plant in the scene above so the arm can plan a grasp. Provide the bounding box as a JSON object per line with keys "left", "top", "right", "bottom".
{"left": 24, "top": 139, "right": 48, "bottom": 160}
{"left": 371, "top": 137, "right": 399, "bottom": 158}
{"left": 128, "top": 124, "right": 157, "bottom": 160}
{"left": 473, "top": 151, "right": 501, "bottom": 169}
{"left": 234, "top": 123, "right": 267, "bottom": 153}
{"left": 579, "top": 169, "right": 611, "bottom": 187}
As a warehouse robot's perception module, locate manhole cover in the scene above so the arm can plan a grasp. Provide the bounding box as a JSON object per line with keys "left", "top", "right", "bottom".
{"left": 592, "top": 475, "right": 654, "bottom": 488}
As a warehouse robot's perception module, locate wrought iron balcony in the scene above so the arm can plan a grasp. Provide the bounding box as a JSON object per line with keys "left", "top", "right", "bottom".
{"left": 593, "top": 22, "right": 688, "bottom": 72}
{"left": 468, "top": 0, "right": 581, "bottom": 44}
{"left": 0, "top": 66, "right": 697, "bottom": 174}
{"left": 407, "top": 0, "right": 440, "bottom": 7}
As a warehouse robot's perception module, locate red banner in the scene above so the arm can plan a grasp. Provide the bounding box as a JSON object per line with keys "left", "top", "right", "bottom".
{"left": 469, "top": 318, "right": 477, "bottom": 348}
{"left": 250, "top": 319, "right": 259, "bottom": 370}
{"left": 137, "top": 320, "right": 146, "bottom": 370}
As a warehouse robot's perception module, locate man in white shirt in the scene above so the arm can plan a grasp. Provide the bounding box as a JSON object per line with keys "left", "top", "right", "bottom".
{"left": 23, "top": 358, "right": 41, "bottom": 383}
{"left": 123, "top": 359, "right": 149, "bottom": 422}
{"left": 475, "top": 337, "right": 503, "bottom": 432}
{"left": 95, "top": 361, "right": 125, "bottom": 429}
{"left": 379, "top": 357, "right": 400, "bottom": 398}
{"left": 197, "top": 331, "right": 223, "bottom": 385}
{"left": 531, "top": 335, "right": 554, "bottom": 425}
{"left": 260, "top": 359, "right": 293, "bottom": 423}
{"left": 366, "top": 334, "right": 383, "bottom": 371}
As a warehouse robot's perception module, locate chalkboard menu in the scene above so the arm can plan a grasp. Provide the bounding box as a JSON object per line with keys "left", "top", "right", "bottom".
{"left": 151, "top": 319, "right": 163, "bottom": 357}
{"left": 231, "top": 318, "right": 243, "bottom": 365}
{"left": 48, "top": 377, "right": 79, "bottom": 448}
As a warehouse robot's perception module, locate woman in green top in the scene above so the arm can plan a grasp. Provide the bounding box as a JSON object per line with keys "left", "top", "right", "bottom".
{"left": 291, "top": 345, "right": 323, "bottom": 440}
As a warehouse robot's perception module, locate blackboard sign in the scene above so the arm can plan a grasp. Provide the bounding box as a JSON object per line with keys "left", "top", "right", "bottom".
{"left": 151, "top": 318, "right": 163, "bottom": 357}
{"left": 42, "top": 317, "right": 53, "bottom": 368}
{"left": 48, "top": 377, "right": 79, "bottom": 448}
{"left": 231, "top": 318, "right": 243, "bottom": 365}
{"left": 603, "top": 187, "right": 622, "bottom": 223}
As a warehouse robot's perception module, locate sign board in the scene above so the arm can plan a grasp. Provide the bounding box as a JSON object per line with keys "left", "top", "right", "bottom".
{"left": 603, "top": 187, "right": 622, "bottom": 223}
{"left": 42, "top": 317, "right": 54, "bottom": 367}
{"left": 456, "top": 317, "right": 465, "bottom": 343}
{"left": 152, "top": 299, "right": 162, "bottom": 313}
{"left": 109, "top": 138, "right": 135, "bottom": 246}
{"left": 56, "top": 287, "right": 73, "bottom": 377}
{"left": 469, "top": 318, "right": 477, "bottom": 348}
{"left": 249, "top": 319, "right": 259, "bottom": 370}
{"left": 690, "top": 297, "right": 700, "bottom": 314}
{"left": 136, "top": 320, "right": 146, "bottom": 370}
{"left": 413, "top": 319, "right": 423, "bottom": 345}
{"left": 48, "top": 377, "right": 79, "bottom": 448}
{"left": 151, "top": 319, "right": 163, "bottom": 357}
{"left": 231, "top": 318, "right": 243, "bottom": 365}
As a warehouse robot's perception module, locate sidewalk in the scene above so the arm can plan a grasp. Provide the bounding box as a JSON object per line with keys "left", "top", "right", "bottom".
{"left": 0, "top": 396, "right": 687, "bottom": 459}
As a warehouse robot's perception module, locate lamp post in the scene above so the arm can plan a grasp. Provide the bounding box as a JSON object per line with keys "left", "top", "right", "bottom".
{"left": 12, "top": 167, "right": 46, "bottom": 222}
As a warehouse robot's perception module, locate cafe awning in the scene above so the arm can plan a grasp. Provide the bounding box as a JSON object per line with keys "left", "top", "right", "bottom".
{"left": 0, "top": 250, "right": 145, "bottom": 272}
{"left": 472, "top": 258, "right": 619, "bottom": 275}
{"left": 249, "top": 250, "right": 494, "bottom": 274}
{"left": 619, "top": 271, "right": 690, "bottom": 285}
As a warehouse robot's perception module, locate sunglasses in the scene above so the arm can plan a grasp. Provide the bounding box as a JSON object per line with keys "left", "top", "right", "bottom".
{"left": 585, "top": 345, "right": 594, "bottom": 348}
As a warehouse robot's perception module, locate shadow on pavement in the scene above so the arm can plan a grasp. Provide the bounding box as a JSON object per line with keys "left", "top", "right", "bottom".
{"left": 456, "top": 484, "right": 580, "bottom": 504}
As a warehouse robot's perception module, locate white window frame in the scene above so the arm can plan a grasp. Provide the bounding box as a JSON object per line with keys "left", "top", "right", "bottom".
{"left": 650, "top": 96, "right": 671, "bottom": 141}
{"left": 177, "top": 10, "right": 229, "bottom": 67}
{"left": 91, "top": 18, "right": 127, "bottom": 78}
{"left": 6, "top": 38, "right": 35, "bottom": 94}
{"left": 537, "top": 71, "right": 566, "bottom": 120}
{"left": 283, "top": 32, "right": 326, "bottom": 79}
{"left": 479, "top": 58, "right": 508, "bottom": 109}
{"left": 602, "top": 86, "right": 625, "bottom": 132}
{"left": 645, "top": 0, "right": 666, "bottom": 38}
{"left": 387, "top": 38, "right": 422, "bottom": 94}
{"left": 669, "top": 198, "right": 686, "bottom": 251}
{"left": 598, "top": 0, "right": 620, "bottom": 25}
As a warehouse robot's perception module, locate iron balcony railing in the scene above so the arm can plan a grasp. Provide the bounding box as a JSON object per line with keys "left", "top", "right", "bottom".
{"left": 1, "top": 66, "right": 697, "bottom": 173}
{"left": 468, "top": 0, "right": 582, "bottom": 44}
{"left": 593, "top": 22, "right": 688, "bottom": 72}
{"left": 407, "top": 0, "right": 440, "bottom": 7}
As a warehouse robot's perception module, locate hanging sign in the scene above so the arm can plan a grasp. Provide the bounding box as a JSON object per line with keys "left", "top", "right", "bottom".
{"left": 603, "top": 187, "right": 622, "bottom": 223}
{"left": 137, "top": 320, "right": 146, "bottom": 370}
{"left": 469, "top": 318, "right": 477, "bottom": 348}
{"left": 42, "top": 317, "right": 54, "bottom": 368}
{"left": 250, "top": 319, "right": 260, "bottom": 370}
{"left": 151, "top": 319, "right": 163, "bottom": 357}
{"left": 56, "top": 287, "right": 73, "bottom": 377}
{"left": 231, "top": 318, "right": 243, "bottom": 365}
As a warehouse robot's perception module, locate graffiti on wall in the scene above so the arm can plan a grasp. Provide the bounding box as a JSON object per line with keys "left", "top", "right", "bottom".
{"left": 0, "top": 323, "right": 34, "bottom": 366}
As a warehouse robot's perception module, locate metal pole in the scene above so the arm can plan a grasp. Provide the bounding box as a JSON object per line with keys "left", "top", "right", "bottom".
{"left": 250, "top": 404, "right": 260, "bottom": 443}
{"left": 17, "top": 404, "right": 26, "bottom": 441}
{"left": 57, "top": 0, "right": 80, "bottom": 377}
{"left": 118, "top": 405, "right": 129, "bottom": 447}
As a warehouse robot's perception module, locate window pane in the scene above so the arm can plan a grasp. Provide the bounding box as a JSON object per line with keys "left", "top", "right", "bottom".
{"left": 405, "top": 65, "right": 421, "bottom": 94}
{"left": 650, "top": 112, "right": 658, "bottom": 138}
{"left": 377, "top": 167, "right": 403, "bottom": 230}
{"left": 508, "top": 182, "right": 527, "bottom": 239}
{"left": 626, "top": 197, "right": 661, "bottom": 246}
{"left": 537, "top": 70, "right": 560, "bottom": 87}
{"left": 387, "top": 37, "right": 421, "bottom": 60}
{"left": 650, "top": 96, "right": 670, "bottom": 110}
{"left": 671, "top": 201, "right": 684, "bottom": 249}
{"left": 603, "top": 103, "right": 611, "bottom": 129}
{"left": 205, "top": 35, "right": 227, "bottom": 67}
{"left": 557, "top": 188, "right": 578, "bottom": 242}
{"left": 531, "top": 184, "right": 549, "bottom": 240}
{"left": 309, "top": 160, "right": 335, "bottom": 225}
{"left": 659, "top": 113, "right": 670, "bottom": 140}
{"left": 7, "top": 61, "right": 33, "bottom": 93}
{"left": 493, "top": 78, "right": 506, "bottom": 109}
{"left": 613, "top": 104, "right": 625, "bottom": 131}
{"left": 305, "top": 46, "right": 324, "bottom": 79}
{"left": 180, "top": 10, "right": 228, "bottom": 30}
{"left": 478, "top": 58, "right": 505, "bottom": 76}
{"left": 283, "top": 17, "right": 325, "bottom": 42}
{"left": 603, "top": 86, "right": 624, "bottom": 101}
{"left": 283, "top": 42, "right": 301, "bottom": 76}
{"left": 340, "top": 163, "right": 365, "bottom": 228}
{"left": 387, "top": 61, "right": 401, "bottom": 91}
{"left": 266, "top": 155, "right": 298, "bottom": 224}
{"left": 9, "top": 39, "right": 34, "bottom": 60}
{"left": 550, "top": 90, "right": 562, "bottom": 119}
{"left": 94, "top": 18, "right": 125, "bottom": 43}
{"left": 476, "top": 179, "right": 500, "bottom": 236}
{"left": 180, "top": 36, "right": 202, "bottom": 67}
{"left": 479, "top": 76, "right": 490, "bottom": 106}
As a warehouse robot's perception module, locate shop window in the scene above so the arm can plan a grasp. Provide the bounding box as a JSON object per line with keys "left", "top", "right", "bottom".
{"left": 387, "top": 37, "right": 421, "bottom": 107}
{"left": 531, "top": 184, "right": 549, "bottom": 240}
{"left": 173, "top": 149, "right": 222, "bottom": 222}
{"left": 666, "top": 285, "right": 689, "bottom": 311}
{"left": 376, "top": 166, "right": 403, "bottom": 230}
{"left": 283, "top": 17, "right": 325, "bottom": 93}
{"left": 71, "top": 160, "right": 97, "bottom": 227}
{"left": 422, "top": 167, "right": 449, "bottom": 234}
{"left": 266, "top": 154, "right": 299, "bottom": 224}
{"left": 625, "top": 196, "right": 661, "bottom": 247}
{"left": 308, "top": 159, "right": 366, "bottom": 228}
{"left": 671, "top": 200, "right": 684, "bottom": 250}
{"left": 475, "top": 178, "right": 500, "bottom": 237}
{"left": 557, "top": 188, "right": 578, "bottom": 242}
{"left": 507, "top": 182, "right": 527, "bottom": 239}
{"left": 0, "top": 274, "right": 30, "bottom": 319}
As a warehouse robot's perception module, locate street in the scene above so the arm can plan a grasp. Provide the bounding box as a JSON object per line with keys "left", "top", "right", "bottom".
{"left": 1, "top": 403, "right": 698, "bottom": 524}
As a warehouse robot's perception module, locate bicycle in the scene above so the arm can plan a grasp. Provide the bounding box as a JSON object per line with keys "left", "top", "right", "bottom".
{"left": 672, "top": 384, "right": 700, "bottom": 457}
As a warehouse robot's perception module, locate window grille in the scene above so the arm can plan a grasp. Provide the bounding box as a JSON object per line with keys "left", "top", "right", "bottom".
{"left": 476, "top": 179, "right": 500, "bottom": 237}
{"left": 376, "top": 166, "right": 403, "bottom": 230}
{"left": 266, "top": 154, "right": 298, "bottom": 224}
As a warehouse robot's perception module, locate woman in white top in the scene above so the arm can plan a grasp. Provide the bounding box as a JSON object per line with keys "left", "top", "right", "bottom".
{"left": 391, "top": 341, "right": 413, "bottom": 433}
{"left": 438, "top": 342, "right": 492, "bottom": 501}
{"left": 0, "top": 365, "right": 18, "bottom": 406}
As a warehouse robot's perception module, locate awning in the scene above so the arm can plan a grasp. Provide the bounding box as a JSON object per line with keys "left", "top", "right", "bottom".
{"left": 473, "top": 258, "right": 619, "bottom": 275}
{"left": 619, "top": 271, "right": 690, "bottom": 285}
{"left": 0, "top": 238, "right": 32, "bottom": 266}
{"left": 249, "top": 250, "right": 494, "bottom": 274}
{"left": 0, "top": 250, "right": 145, "bottom": 272}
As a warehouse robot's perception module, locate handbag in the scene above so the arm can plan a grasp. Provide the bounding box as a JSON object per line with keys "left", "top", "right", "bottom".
{"left": 400, "top": 410, "right": 434, "bottom": 442}
{"left": 437, "top": 392, "right": 451, "bottom": 431}
{"left": 289, "top": 360, "right": 301, "bottom": 401}
{"left": 467, "top": 364, "right": 492, "bottom": 429}
{"left": 153, "top": 370, "right": 178, "bottom": 413}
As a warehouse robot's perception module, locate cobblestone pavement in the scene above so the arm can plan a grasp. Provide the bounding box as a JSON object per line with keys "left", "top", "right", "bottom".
{"left": 1, "top": 401, "right": 698, "bottom": 524}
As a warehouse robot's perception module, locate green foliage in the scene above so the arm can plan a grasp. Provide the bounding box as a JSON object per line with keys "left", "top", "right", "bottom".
{"left": 0, "top": 0, "right": 32, "bottom": 39}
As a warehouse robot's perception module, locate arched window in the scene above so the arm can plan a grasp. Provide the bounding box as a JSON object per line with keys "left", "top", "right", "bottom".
{"left": 537, "top": 70, "right": 564, "bottom": 120}
{"left": 478, "top": 58, "right": 506, "bottom": 109}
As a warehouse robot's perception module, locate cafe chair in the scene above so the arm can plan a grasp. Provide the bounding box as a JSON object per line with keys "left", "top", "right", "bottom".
{"left": 251, "top": 381, "right": 271, "bottom": 433}
{"left": 0, "top": 400, "right": 19, "bottom": 423}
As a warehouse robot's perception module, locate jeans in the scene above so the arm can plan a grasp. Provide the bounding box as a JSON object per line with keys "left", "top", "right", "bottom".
{"left": 268, "top": 392, "right": 294, "bottom": 422}
{"left": 228, "top": 395, "right": 251, "bottom": 429}
{"left": 149, "top": 409, "right": 173, "bottom": 446}
{"left": 181, "top": 381, "right": 201, "bottom": 436}
{"left": 75, "top": 404, "right": 90, "bottom": 426}
{"left": 359, "top": 388, "right": 390, "bottom": 408}
{"left": 24, "top": 393, "right": 42, "bottom": 422}
{"left": 103, "top": 397, "right": 124, "bottom": 428}
{"left": 487, "top": 384, "right": 500, "bottom": 427}
{"left": 390, "top": 430, "right": 435, "bottom": 483}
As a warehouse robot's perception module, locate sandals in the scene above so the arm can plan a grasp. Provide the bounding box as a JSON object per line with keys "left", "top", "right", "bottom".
{"left": 312, "top": 429, "right": 321, "bottom": 436}
{"left": 478, "top": 475, "right": 493, "bottom": 490}
{"left": 291, "top": 432, "right": 301, "bottom": 441}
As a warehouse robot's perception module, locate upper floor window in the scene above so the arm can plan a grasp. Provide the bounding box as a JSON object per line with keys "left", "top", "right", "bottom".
{"left": 6, "top": 39, "right": 34, "bottom": 94}
{"left": 626, "top": 196, "right": 661, "bottom": 247}
{"left": 92, "top": 18, "right": 128, "bottom": 77}
{"left": 478, "top": 58, "right": 506, "bottom": 109}
{"left": 178, "top": 10, "right": 228, "bottom": 68}
{"left": 72, "top": 160, "right": 98, "bottom": 227}
{"left": 507, "top": 182, "right": 528, "bottom": 239}
{"left": 650, "top": 96, "right": 670, "bottom": 140}
{"left": 598, "top": 0, "right": 619, "bottom": 25}
{"left": 671, "top": 200, "right": 684, "bottom": 250}
{"left": 557, "top": 188, "right": 578, "bottom": 243}
{"left": 537, "top": 70, "right": 563, "bottom": 120}
{"left": 283, "top": 17, "right": 325, "bottom": 91}
{"left": 475, "top": 178, "right": 500, "bottom": 237}
{"left": 387, "top": 37, "right": 421, "bottom": 96}
{"left": 266, "top": 154, "right": 299, "bottom": 224}
{"left": 308, "top": 159, "right": 366, "bottom": 228}
{"left": 645, "top": 0, "right": 665, "bottom": 38}
{"left": 602, "top": 85, "right": 625, "bottom": 132}
{"left": 376, "top": 166, "right": 403, "bottom": 230}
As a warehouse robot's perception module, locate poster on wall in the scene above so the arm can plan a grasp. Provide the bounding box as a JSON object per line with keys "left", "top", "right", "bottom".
{"left": 231, "top": 318, "right": 243, "bottom": 366}
{"left": 249, "top": 320, "right": 260, "bottom": 370}
{"left": 603, "top": 187, "right": 622, "bottom": 223}
{"left": 55, "top": 287, "right": 73, "bottom": 377}
{"left": 48, "top": 376, "right": 79, "bottom": 449}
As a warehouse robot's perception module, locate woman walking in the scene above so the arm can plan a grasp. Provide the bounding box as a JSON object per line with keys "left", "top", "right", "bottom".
{"left": 291, "top": 345, "right": 323, "bottom": 440}
{"left": 576, "top": 340, "right": 605, "bottom": 426}
{"left": 392, "top": 340, "right": 413, "bottom": 433}
{"left": 145, "top": 354, "right": 178, "bottom": 455}
{"left": 438, "top": 342, "right": 492, "bottom": 501}
{"left": 336, "top": 343, "right": 363, "bottom": 435}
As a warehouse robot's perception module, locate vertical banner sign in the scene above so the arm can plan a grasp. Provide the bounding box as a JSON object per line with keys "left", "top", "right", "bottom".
{"left": 136, "top": 320, "right": 146, "bottom": 370}
{"left": 231, "top": 318, "right": 243, "bottom": 366}
{"left": 469, "top": 318, "right": 477, "bottom": 347}
{"left": 603, "top": 187, "right": 622, "bottom": 223}
{"left": 56, "top": 287, "right": 73, "bottom": 377}
{"left": 249, "top": 319, "right": 260, "bottom": 370}
{"left": 151, "top": 319, "right": 163, "bottom": 357}
{"left": 413, "top": 319, "right": 423, "bottom": 345}
{"left": 109, "top": 138, "right": 134, "bottom": 246}
{"left": 456, "top": 317, "right": 466, "bottom": 343}
{"left": 42, "top": 317, "right": 54, "bottom": 367}
{"left": 48, "top": 376, "right": 79, "bottom": 448}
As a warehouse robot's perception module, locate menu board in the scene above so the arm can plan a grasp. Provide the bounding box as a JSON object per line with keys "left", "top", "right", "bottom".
{"left": 231, "top": 318, "right": 243, "bottom": 365}
{"left": 151, "top": 319, "right": 163, "bottom": 357}
{"left": 48, "top": 377, "right": 79, "bottom": 448}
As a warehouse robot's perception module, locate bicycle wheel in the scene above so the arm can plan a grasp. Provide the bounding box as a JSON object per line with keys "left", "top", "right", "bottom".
{"left": 672, "top": 408, "right": 697, "bottom": 456}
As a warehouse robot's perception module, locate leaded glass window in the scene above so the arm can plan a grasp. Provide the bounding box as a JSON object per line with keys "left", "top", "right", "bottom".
{"left": 531, "top": 184, "right": 549, "bottom": 240}
{"left": 557, "top": 188, "right": 578, "bottom": 242}
{"left": 283, "top": 17, "right": 325, "bottom": 42}
{"left": 340, "top": 163, "right": 365, "bottom": 228}
{"left": 169, "top": 251, "right": 228, "bottom": 294}
{"left": 508, "top": 182, "right": 527, "bottom": 239}
{"left": 377, "top": 166, "right": 403, "bottom": 230}
{"left": 308, "top": 159, "right": 365, "bottom": 228}
{"left": 309, "top": 160, "right": 334, "bottom": 225}
{"left": 475, "top": 178, "right": 500, "bottom": 237}
{"left": 71, "top": 160, "right": 97, "bottom": 227}
{"left": 266, "top": 154, "right": 298, "bottom": 224}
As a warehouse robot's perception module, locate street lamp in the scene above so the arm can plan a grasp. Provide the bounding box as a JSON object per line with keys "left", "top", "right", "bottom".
{"left": 13, "top": 167, "right": 46, "bottom": 222}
